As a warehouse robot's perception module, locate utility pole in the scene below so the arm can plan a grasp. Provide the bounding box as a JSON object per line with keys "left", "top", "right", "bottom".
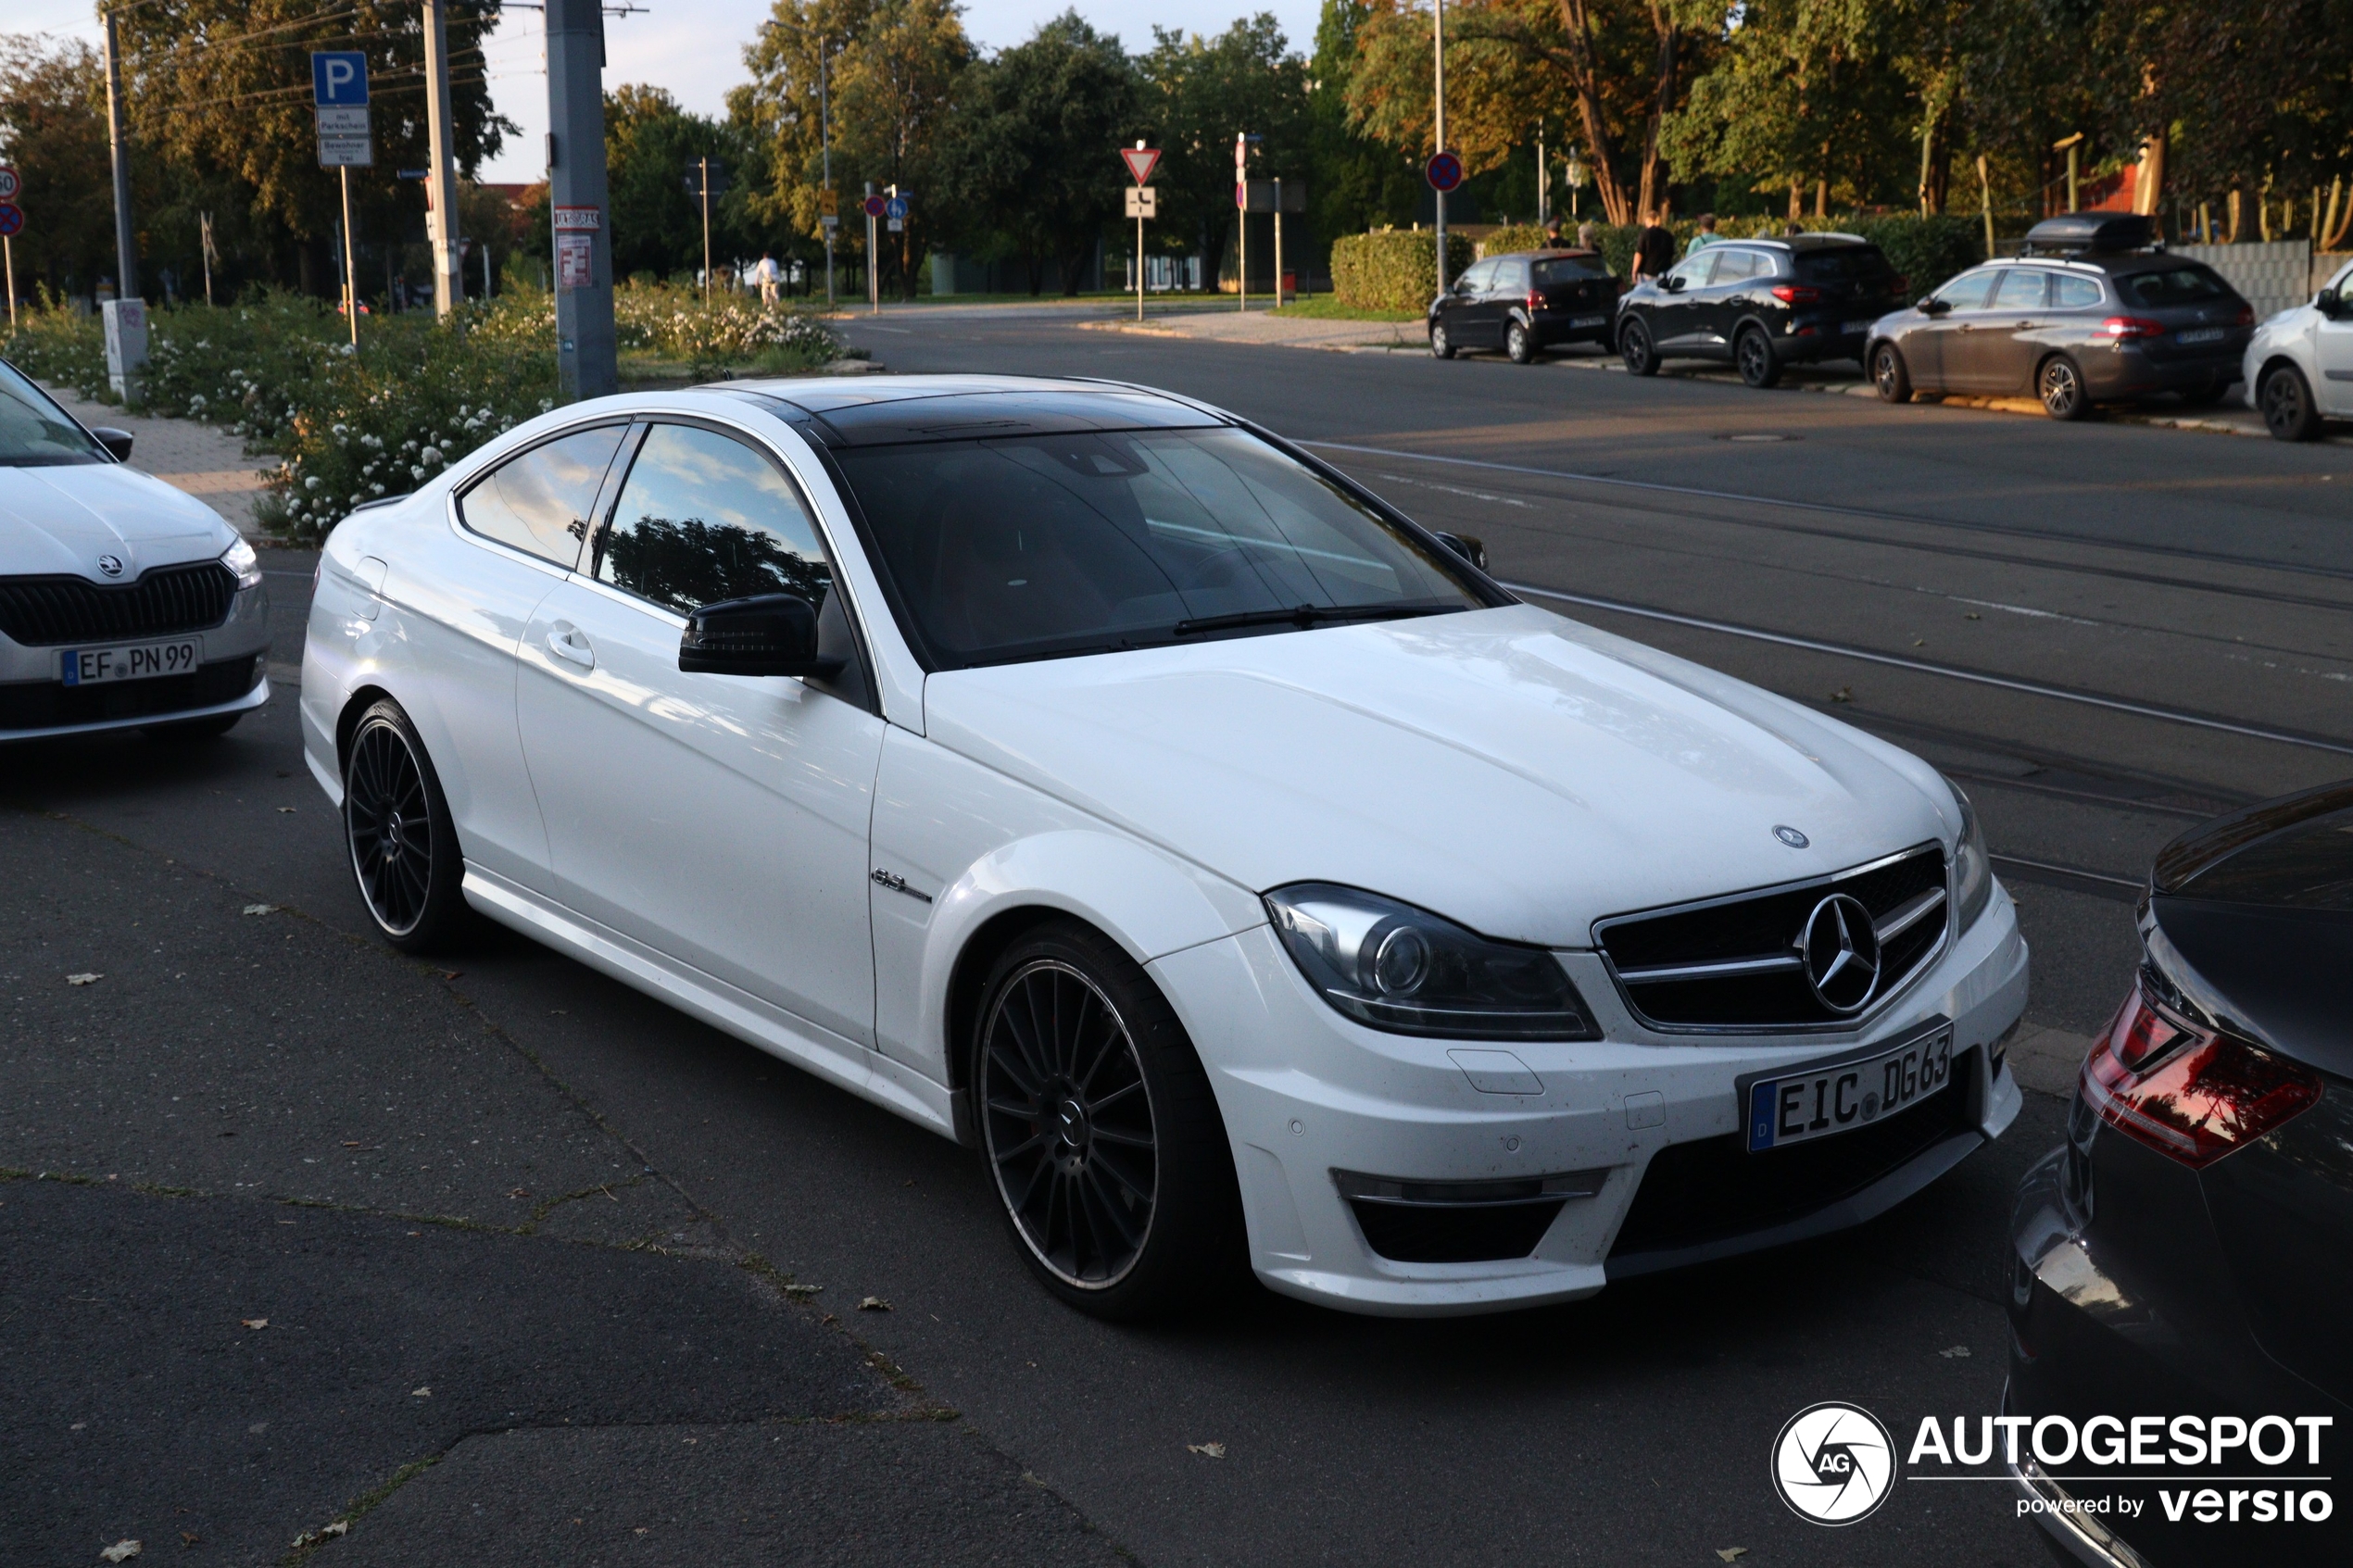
{"left": 422, "top": 0, "right": 462, "bottom": 317}
{"left": 199, "top": 211, "right": 216, "bottom": 306}
{"left": 1537, "top": 123, "right": 1547, "bottom": 226}
{"left": 694, "top": 157, "right": 713, "bottom": 301}
{"left": 1235, "top": 132, "right": 1248, "bottom": 312}
{"left": 820, "top": 43, "right": 834, "bottom": 307}
{"left": 547, "top": 0, "right": 616, "bottom": 398}
{"left": 1432, "top": 0, "right": 1448, "bottom": 296}
{"left": 102, "top": 6, "right": 137, "bottom": 300}
{"left": 864, "top": 182, "right": 879, "bottom": 313}
{"left": 2054, "top": 132, "right": 2084, "bottom": 214}
{"left": 1273, "top": 176, "right": 1284, "bottom": 306}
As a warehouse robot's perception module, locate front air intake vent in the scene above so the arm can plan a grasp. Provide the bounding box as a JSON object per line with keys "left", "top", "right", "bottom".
{"left": 0, "top": 561, "right": 239, "bottom": 646}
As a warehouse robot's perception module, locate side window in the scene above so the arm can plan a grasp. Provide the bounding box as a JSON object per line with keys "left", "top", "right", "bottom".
{"left": 1490, "top": 260, "right": 1527, "bottom": 295}
{"left": 1934, "top": 270, "right": 2001, "bottom": 311}
{"left": 1714, "top": 249, "right": 1763, "bottom": 283}
{"left": 1666, "top": 252, "right": 1718, "bottom": 290}
{"left": 458, "top": 424, "right": 626, "bottom": 569}
{"left": 2052, "top": 274, "right": 2104, "bottom": 310}
{"left": 1993, "top": 270, "right": 2051, "bottom": 309}
{"left": 593, "top": 423, "right": 831, "bottom": 617}
{"left": 1454, "top": 260, "right": 1497, "bottom": 295}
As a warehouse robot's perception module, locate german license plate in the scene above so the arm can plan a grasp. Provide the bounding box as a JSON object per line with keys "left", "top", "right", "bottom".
{"left": 1571, "top": 314, "right": 1606, "bottom": 328}
{"left": 1844, "top": 319, "right": 1880, "bottom": 335}
{"left": 2177, "top": 327, "right": 2224, "bottom": 345}
{"left": 58, "top": 639, "right": 202, "bottom": 685}
{"left": 1743, "top": 1024, "right": 1955, "bottom": 1152}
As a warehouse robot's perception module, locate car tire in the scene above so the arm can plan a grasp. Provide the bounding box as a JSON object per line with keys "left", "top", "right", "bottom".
{"left": 1506, "top": 321, "right": 1536, "bottom": 364}
{"left": 1618, "top": 319, "right": 1658, "bottom": 376}
{"left": 1428, "top": 322, "right": 1455, "bottom": 360}
{"left": 343, "top": 697, "right": 470, "bottom": 952}
{"left": 2038, "top": 356, "right": 2090, "bottom": 421}
{"left": 2259, "top": 363, "right": 2322, "bottom": 442}
{"left": 143, "top": 711, "right": 243, "bottom": 743}
{"left": 1736, "top": 326, "right": 1782, "bottom": 389}
{"left": 1871, "top": 343, "right": 1913, "bottom": 404}
{"left": 972, "top": 919, "right": 1242, "bottom": 1321}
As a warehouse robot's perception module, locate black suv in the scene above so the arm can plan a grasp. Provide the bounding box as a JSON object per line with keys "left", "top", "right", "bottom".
{"left": 1428, "top": 249, "right": 1621, "bottom": 363}
{"left": 1866, "top": 214, "right": 2255, "bottom": 420}
{"left": 1614, "top": 234, "right": 1906, "bottom": 387}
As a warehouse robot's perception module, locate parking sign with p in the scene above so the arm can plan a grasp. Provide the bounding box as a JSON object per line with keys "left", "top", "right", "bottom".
{"left": 311, "top": 51, "right": 369, "bottom": 106}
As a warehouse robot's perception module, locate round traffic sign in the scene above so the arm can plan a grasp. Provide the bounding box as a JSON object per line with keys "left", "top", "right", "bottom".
{"left": 862, "top": 194, "right": 887, "bottom": 218}
{"left": 1425, "top": 151, "right": 1464, "bottom": 194}
{"left": 0, "top": 202, "right": 23, "bottom": 238}
{"left": 885, "top": 195, "right": 908, "bottom": 220}
{"left": 0, "top": 166, "right": 19, "bottom": 201}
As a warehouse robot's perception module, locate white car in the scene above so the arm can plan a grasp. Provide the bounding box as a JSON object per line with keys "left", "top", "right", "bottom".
{"left": 1, "top": 358, "right": 271, "bottom": 743}
{"left": 2245, "top": 256, "right": 2353, "bottom": 440}
{"left": 301, "top": 375, "right": 2027, "bottom": 1318}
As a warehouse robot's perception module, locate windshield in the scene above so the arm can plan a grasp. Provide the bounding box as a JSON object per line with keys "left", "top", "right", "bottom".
{"left": 1532, "top": 257, "right": 1611, "bottom": 286}
{"left": 831, "top": 426, "right": 1485, "bottom": 669}
{"left": 2117, "top": 265, "right": 2233, "bottom": 307}
{"left": 0, "top": 359, "right": 107, "bottom": 467}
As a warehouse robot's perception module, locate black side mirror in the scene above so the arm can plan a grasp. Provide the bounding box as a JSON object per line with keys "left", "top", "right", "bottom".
{"left": 90, "top": 427, "right": 134, "bottom": 462}
{"left": 1434, "top": 532, "right": 1488, "bottom": 571}
{"left": 1919, "top": 297, "right": 1949, "bottom": 316}
{"left": 1662, "top": 275, "right": 1686, "bottom": 294}
{"left": 2319, "top": 288, "right": 2346, "bottom": 320}
{"left": 679, "top": 593, "right": 839, "bottom": 677}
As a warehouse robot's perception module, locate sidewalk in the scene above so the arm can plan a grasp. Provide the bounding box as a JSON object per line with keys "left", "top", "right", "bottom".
{"left": 40, "top": 381, "right": 271, "bottom": 536}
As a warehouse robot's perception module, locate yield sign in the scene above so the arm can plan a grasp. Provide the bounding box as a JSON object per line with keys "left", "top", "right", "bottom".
{"left": 1121, "top": 146, "right": 1162, "bottom": 185}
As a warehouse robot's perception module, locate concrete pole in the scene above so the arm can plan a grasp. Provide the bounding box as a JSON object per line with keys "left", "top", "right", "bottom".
{"left": 102, "top": 7, "right": 138, "bottom": 299}
{"left": 423, "top": 0, "right": 463, "bottom": 316}
{"left": 548, "top": 0, "right": 617, "bottom": 399}
{"left": 1433, "top": 0, "right": 1447, "bottom": 296}
{"left": 821, "top": 44, "right": 834, "bottom": 307}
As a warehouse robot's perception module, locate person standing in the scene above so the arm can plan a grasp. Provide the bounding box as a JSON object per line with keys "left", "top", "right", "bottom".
{"left": 1631, "top": 209, "right": 1677, "bottom": 283}
{"left": 1688, "top": 213, "right": 1720, "bottom": 251}
{"left": 1576, "top": 220, "right": 1598, "bottom": 250}
{"left": 752, "top": 250, "right": 783, "bottom": 306}
{"left": 1543, "top": 217, "right": 1568, "bottom": 249}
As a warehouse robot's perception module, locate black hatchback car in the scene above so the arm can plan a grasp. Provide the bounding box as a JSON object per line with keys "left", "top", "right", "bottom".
{"left": 1428, "top": 249, "right": 1620, "bottom": 363}
{"left": 1869, "top": 214, "right": 2255, "bottom": 420}
{"left": 1614, "top": 234, "right": 1906, "bottom": 386}
{"left": 2007, "top": 781, "right": 2353, "bottom": 1568}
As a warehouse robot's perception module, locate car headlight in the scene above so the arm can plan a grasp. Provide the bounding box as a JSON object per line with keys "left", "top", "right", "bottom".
{"left": 220, "top": 536, "right": 262, "bottom": 590}
{"left": 1264, "top": 883, "right": 1600, "bottom": 1040}
{"left": 1944, "top": 773, "right": 1992, "bottom": 934}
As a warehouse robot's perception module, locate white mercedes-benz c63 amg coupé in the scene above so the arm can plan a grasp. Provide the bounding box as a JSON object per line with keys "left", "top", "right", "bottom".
{"left": 302, "top": 374, "right": 2026, "bottom": 1318}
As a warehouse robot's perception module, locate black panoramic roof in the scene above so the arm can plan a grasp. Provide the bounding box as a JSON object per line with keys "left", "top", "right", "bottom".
{"left": 717, "top": 376, "right": 1225, "bottom": 447}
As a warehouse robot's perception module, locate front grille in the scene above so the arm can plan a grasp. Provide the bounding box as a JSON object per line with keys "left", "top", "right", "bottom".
{"left": 1606, "top": 1049, "right": 1978, "bottom": 1264}
{"left": 1596, "top": 844, "right": 1948, "bottom": 1031}
{"left": 1337, "top": 1168, "right": 1606, "bottom": 1264}
{"left": 0, "top": 655, "right": 258, "bottom": 731}
{"left": 0, "top": 561, "right": 239, "bottom": 646}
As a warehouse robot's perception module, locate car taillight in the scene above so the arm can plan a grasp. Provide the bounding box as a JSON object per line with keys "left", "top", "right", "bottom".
{"left": 1770, "top": 283, "right": 1822, "bottom": 305}
{"left": 1526, "top": 290, "right": 1545, "bottom": 312}
{"left": 2234, "top": 303, "right": 2255, "bottom": 325}
{"left": 2079, "top": 984, "right": 2321, "bottom": 1168}
{"left": 1890, "top": 275, "right": 1909, "bottom": 295}
{"left": 2095, "top": 315, "right": 2166, "bottom": 340}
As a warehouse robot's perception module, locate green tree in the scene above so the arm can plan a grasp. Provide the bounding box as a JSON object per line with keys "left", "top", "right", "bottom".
{"left": 1138, "top": 15, "right": 1312, "bottom": 290}
{"left": 0, "top": 36, "right": 116, "bottom": 301}
{"left": 1309, "top": 0, "right": 1421, "bottom": 245}
{"left": 606, "top": 83, "right": 736, "bottom": 282}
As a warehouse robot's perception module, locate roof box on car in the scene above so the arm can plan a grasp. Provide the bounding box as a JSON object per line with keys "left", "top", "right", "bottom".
{"left": 2021, "top": 213, "right": 2157, "bottom": 256}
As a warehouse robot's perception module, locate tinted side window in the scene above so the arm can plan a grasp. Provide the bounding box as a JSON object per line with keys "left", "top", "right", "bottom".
{"left": 1666, "top": 252, "right": 1718, "bottom": 289}
{"left": 2052, "top": 274, "right": 2104, "bottom": 309}
{"left": 1454, "top": 260, "right": 1497, "bottom": 295}
{"left": 459, "top": 425, "right": 626, "bottom": 568}
{"left": 1531, "top": 257, "right": 1610, "bottom": 286}
{"left": 1993, "top": 270, "right": 2050, "bottom": 309}
{"left": 2118, "top": 265, "right": 2233, "bottom": 307}
{"left": 1714, "top": 249, "right": 1767, "bottom": 282}
{"left": 593, "top": 423, "right": 831, "bottom": 616}
{"left": 1795, "top": 246, "right": 1894, "bottom": 284}
{"left": 1491, "top": 261, "right": 1529, "bottom": 294}
{"left": 1934, "top": 270, "right": 2001, "bottom": 311}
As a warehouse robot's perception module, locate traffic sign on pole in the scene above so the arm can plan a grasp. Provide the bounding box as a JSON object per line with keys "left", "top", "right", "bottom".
{"left": 885, "top": 195, "right": 909, "bottom": 220}
{"left": 313, "top": 52, "right": 372, "bottom": 168}
{"left": 311, "top": 51, "right": 369, "bottom": 105}
{"left": 0, "top": 203, "right": 23, "bottom": 238}
{"left": 1425, "top": 151, "right": 1464, "bottom": 193}
{"left": 1125, "top": 187, "right": 1156, "bottom": 220}
{"left": 1121, "top": 146, "right": 1160, "bottom": 185}
{"left": 0, "top": 167, "right": 19, "bottom": 201}
{"left": 862, "top": 194, "right": 887, "bottom": 219}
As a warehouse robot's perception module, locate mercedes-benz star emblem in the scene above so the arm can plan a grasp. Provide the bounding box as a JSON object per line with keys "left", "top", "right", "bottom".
{"left": 96, "top": 554, "right": 125, "bottom": 577}
{"left": 1799, "top": 893, "right": 1881, "bottom": 1014}
{"left": 1773, "top": 824, "right": 1809, "bottom": 848}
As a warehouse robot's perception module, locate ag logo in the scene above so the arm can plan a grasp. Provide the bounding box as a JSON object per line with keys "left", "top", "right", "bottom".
{"left": 1771, "top": 1401, "right": 1894, "bottom": 1524}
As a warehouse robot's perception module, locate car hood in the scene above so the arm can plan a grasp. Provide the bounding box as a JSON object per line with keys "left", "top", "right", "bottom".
{"left": 922, "top": 604, "right": 1958, "bottom": 947}
{"left": 0, "top": 462, "right": 232, "bottom": 581}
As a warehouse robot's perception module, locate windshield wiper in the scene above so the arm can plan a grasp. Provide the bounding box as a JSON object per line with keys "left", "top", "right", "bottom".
{"left": 1171, "top": 600, "right": 1462, "bottom": 637}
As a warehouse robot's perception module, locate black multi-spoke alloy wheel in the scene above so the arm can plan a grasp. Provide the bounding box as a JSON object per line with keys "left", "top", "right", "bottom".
{"left": 2039, "top": 355, "right": 2090, "bottom": 420}
{"left": 1506, "top": 321, "right": 1535, "bottom": 364}
{"left": 1736, "top": 326, "right": 1782, "bottom": 388}
{"left": 1872, "top": 342, "right": 1912, "bottom": 403}
{"left": 2260, "top": 364, "right": 2322, "bottom": 441}
{"left": 344, "top": 698, "right": 467, "bottom": 950}
{"left": 1428, "top": 322, "right": 1455, "bottom": 359}
{"left": 975, "top": 921, "right": 1240, "bottom": 1319}
{"left": 1619, "top": 319, "right": 1657, "bottom": 375}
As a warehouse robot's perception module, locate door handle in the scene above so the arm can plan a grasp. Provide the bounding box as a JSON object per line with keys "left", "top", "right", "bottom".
{"left": 546, "top": 622, "right": 595, "bottom": 671}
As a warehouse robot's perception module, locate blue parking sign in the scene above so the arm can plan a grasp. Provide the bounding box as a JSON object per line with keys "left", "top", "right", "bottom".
{"left": 311, "top": 51, "right": 369, "bottom": 107}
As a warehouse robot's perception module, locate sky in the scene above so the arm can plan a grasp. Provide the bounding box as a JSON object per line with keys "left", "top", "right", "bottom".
{"left": 11, "top": 0, "right": 1325, "bottom": 186}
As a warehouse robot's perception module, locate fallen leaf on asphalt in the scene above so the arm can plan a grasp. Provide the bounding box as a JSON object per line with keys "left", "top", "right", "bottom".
{"left": 410, "top": 1386, "right": 431, "bottom": 1397}
{"left": 1829, "top": 685, "right": 1854, "bottom": 703}
{"left": 241, "top": 904, "right": 278, "bottom": 916}
{"left": 1912, "top": 638, "right": 1926, "bottom": 647}
{"left": 1965, "top": 611, "right": 1982, "bottom": 620}
{"left": 276, "top": 807, "right": 296, "bottom": 814}
{"left": 67, "top": 973, "right": 102, "bottom": 986}
{"left": 290, "top": 1532, "right": 316, "bottom": 1549}
{"left": 322, "top": 1522, "right": 347, "bottom": 1537}
{"left": 240, "top": 1318, "right": 268, "bottom": 1330}
{"left": 100, "top": 1541, "right": 142, "bottom": 1562}
{"left": 1187, "top": 1442, "right": 1227, "bottom": 1460}
{"left": 507, "top": 1186, "right": 531, "bottom": 1198}
{"left": 179, "top": 1532, "right": 200, "bottom": 1547}
{"left": 783, "top": 1284, "right": 823, "bottom": 1298}
{"left": 1939, "top": 1345, "right": 1971, "bottom": 1358}
{"left": 1716, "top": 1549, "right": 1747, "bottom": 1563}
{"left": 820, "top": 1312, "right": 837, "bottom": 1325}
{"left": 857, "top": 1296, "right": 891, "bottom": 1311}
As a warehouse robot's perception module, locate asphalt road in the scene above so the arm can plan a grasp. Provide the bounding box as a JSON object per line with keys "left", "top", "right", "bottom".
{"left": 7, "top": 309, "right": 2348, "bottom": 1567}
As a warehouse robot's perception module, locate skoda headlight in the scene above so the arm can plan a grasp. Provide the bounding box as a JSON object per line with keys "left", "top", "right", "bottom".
{"left": 220, "top": 536, "right": 262, "bottom": 590}
{"left": 1944, "top": 773, "right": 1992, "bottom": 934}
{"left": 1264, "top": 883, "right": 1599, "bottom": 1040}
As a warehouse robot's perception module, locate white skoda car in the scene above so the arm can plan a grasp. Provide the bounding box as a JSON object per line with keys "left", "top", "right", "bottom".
{"left": 301, "top": 375, "right": 2027, "bottom": 1318}
{"left": 1, "top": 358, "right": 271, "bottom": 742}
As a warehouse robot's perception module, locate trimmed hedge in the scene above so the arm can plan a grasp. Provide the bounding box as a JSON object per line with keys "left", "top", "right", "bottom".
{"left": 1478, "top": 224, "right": 1554, "bottom": 257}
{"left": 1332, "top": 230, "right": 1476, "bottom": 313}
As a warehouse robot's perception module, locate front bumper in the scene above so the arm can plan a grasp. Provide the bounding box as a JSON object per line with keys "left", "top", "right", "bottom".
{"left": 1154, "top": 881, "right": 2027, "bottom": 1315}
{"left": 0, "top": 581, "right": 271, "bottom": 742}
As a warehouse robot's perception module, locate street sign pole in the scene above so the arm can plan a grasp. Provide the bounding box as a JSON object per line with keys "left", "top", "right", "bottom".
{"left": 340, "top": 166, "right": 359, "bottom": 345}
{"left": 102, "top": 9, "right": 137, "bottom": 303}
{"left": 423, "top": 0, "right": 462, "bottom": 318}
{"left": 1122, "top": 144, "right": 1160, "bottom": 324}
{"left": 863, "top": 185, "right": 880, "bottom": 314}
{"left": 1274, "top": 177, "right": 1283, "bottom": 307}
{"left": 820, "top": 44, "right": 834, "bottom": 307}
{"left": 1432, "top": 0, "right": 1448, "bottom": 296}
{"left": 0, "top": 167, "right": 17, "bottom": 328}
{"left": 1235, "top": 133, "right": 1248, "bottom": 313}
{"left": 698, "top": 157, "right": 712, "bottom": 301}
{"left": 4, "top": 234, "right": 14, "bottom": 330}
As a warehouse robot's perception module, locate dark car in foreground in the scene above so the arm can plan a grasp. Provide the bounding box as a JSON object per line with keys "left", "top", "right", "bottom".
{"left": 1869, "top": 214, "right": 2255, "bottom": 420}
{"left": 2007, "top": 781, "right": 2353, "bottom": 1567}
{"left": 1614, "top": 233, "right": 1906, "bottom": 387}
{"left": 1428, "top": 249, "right": 1620, "bottom": 364}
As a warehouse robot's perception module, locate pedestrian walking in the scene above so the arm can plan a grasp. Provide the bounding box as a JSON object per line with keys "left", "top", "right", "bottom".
{"left": 1688, "top": 213, "right": 1720, "bottom": 251}
{"left": 1631, "top": 209, "right": 1677, "bottom": 284}
{"left": 1576, "top": 220, "right": 1597, "bottom": 249}
{"left": 752, "top": 250, "right": 783, "bottom": 306}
